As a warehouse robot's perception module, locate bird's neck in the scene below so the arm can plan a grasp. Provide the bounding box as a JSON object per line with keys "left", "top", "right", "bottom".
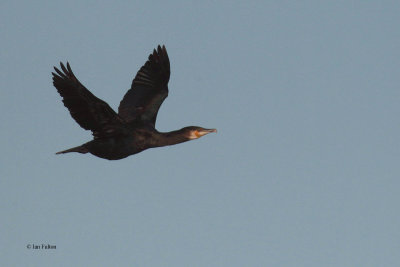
{"left": 152, "top": 129, "right": 190, "bottom": 147}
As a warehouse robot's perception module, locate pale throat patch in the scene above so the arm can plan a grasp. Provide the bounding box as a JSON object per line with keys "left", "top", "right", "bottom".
{"left": 189, "top": 130, "right": 201, "bottom": 140}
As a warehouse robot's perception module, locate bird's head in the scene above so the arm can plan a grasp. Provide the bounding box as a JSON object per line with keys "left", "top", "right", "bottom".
{"left": 182, "top": 126, "right": 217, "bottom": 140}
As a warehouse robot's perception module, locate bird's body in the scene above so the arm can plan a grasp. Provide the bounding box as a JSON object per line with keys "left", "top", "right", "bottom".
{"left": 52, "top": 45, "right": 216, "bottom": 160}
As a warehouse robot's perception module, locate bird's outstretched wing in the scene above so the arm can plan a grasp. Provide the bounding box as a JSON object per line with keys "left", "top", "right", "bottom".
{"left": 118, "top": 45, "right": 170, "bottom": 126}
{"left": 52, "top": 62, "right": 122, "bottom": 137}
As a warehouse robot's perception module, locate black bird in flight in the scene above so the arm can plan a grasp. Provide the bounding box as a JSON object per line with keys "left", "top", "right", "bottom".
{"left": 52, "top": 45, "right": 216, "bottom": 160}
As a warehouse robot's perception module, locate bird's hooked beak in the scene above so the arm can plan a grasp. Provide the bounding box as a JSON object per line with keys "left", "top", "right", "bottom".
{"left": 191, "top": 128, "right": 217, "bottom": 139}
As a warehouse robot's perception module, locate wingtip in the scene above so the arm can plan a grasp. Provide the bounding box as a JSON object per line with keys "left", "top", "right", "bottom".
{"left": 60, "top": 62, "right": 69, "bottom": 74}
{"left": 53, "top": 65, "right": 65, "bottom": 77}
{"left": 66, "top": 62, "right": 72, "bottom": 73}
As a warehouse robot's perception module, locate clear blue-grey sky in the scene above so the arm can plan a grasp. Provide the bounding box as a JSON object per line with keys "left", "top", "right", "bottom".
{"left": 1, "top": 1, "right": 400, "bottom": 266}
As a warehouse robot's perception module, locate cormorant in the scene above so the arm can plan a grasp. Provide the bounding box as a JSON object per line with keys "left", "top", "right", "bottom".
{"left": 52, "top": 45, "right": 216, "bottom": 160}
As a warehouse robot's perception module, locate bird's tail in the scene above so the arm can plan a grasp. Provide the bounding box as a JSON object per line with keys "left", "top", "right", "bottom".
{"left": 56, "top": 145, "right": 88, "bottom": 155}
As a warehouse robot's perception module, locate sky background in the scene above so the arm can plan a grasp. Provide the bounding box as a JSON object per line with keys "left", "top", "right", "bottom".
{"left": 1, "top": 1, "right": 400, "bottom": 266}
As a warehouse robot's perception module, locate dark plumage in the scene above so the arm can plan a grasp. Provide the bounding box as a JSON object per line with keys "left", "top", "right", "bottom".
{"left": 52, "top": 45, "right": 216, "bottom": 160}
